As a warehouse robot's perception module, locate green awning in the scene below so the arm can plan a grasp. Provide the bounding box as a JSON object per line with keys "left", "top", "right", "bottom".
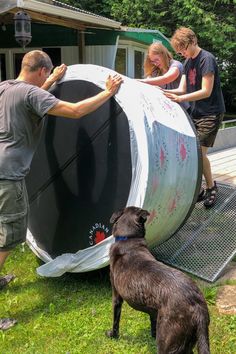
{"left": 118, "top": 29, "right": 172, "bottom": 51}
{"left": 85, "top": 28, "right": 171, "bottom": 51}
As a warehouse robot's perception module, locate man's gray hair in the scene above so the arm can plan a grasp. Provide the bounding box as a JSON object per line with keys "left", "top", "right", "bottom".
{"left": 21, "top": 50, "right": 53, "bottom": 72}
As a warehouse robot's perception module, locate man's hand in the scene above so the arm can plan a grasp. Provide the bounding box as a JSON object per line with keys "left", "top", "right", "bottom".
{"left": 41, "top": 64, "right": 67, "bottom": 91}
{"left": 50, "top": 64, "right": 67, "bottom": 82}
{"left": 105, "top": 74, "right": 123, "bottom": 95}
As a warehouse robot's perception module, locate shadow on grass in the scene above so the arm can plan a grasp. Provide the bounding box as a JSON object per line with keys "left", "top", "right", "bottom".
{"left": 1, "top": 263, "right": 112, "bottom": 325}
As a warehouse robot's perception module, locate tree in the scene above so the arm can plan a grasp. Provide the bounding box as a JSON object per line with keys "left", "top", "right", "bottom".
{"left": 60, "top": 0, "right": 236, "bottom": 112}
{"left": 59, "top": 0, "right": 112, "bottom": 17}
{"left": 108, "top": 0, "right": 236, "bottom": 111}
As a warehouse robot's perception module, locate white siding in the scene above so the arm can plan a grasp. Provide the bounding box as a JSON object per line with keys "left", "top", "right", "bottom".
{"left": 85, "top": 45, "right": 118, "bottom": 69}
{"left": 61, "top": 46, "right": 79, "bottom": 66}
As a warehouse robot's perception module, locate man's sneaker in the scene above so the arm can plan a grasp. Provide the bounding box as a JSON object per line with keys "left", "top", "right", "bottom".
{"left": 0, "top": 318, "right": 17, "bottom": 330}
{"left": 0, "top": 274, "right": 15, "bottom": 290}
{"left": 204, "top": 181, "right": 218, "bottom": 208}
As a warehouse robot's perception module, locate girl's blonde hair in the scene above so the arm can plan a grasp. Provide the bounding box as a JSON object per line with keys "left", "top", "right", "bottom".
{"left": 144, "top": 42, "right": 173, "bottom": 77}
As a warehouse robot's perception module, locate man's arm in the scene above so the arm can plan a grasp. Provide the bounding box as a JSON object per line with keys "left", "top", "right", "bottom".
{"left": 163, "top": 74, "right": 187, "bottom": 95}
{"left": 47, "top": 74, "right": 123, "bottom": 119}
{"left": 41, "top": 64, "right": 67, "bottom": 91}
{"left": 164, "top": 73, "right": 214, "bottom": 103}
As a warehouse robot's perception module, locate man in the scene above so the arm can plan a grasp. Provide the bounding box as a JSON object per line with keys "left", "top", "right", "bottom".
{"left": 164, "top": 27, "right": 225, "bottom": 208}
{"left": 0, "top": 50, "right": 123, "bottom": 329}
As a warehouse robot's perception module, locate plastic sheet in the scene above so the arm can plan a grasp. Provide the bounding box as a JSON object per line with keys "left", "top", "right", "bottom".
{"left": 25, "top": 64, "right": 201, "bottom": 277}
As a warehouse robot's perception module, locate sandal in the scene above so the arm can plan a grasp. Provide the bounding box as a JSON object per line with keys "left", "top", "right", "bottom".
{"left": 204, "top": 181, "right": 218, "bottom": 208}
{"left": 0, "top": 274, "right": 15, "bottom": 290}
{"left": 0, "top": 318, "right": 17, "bottom": 330}
{"left": 197, "top": 188, "right": 205, "bottom": 202}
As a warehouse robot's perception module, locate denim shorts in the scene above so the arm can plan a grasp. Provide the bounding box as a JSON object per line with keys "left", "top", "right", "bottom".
{"left": 0, "top": 179, "right": 29, "bottom": 251}
{"left": 192, "top": 113, "right": 224, "bottom": 147}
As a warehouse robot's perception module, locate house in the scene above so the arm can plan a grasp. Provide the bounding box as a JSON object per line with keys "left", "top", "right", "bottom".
{"left": 0, "top": 0, "right": 171, "bottom": 80}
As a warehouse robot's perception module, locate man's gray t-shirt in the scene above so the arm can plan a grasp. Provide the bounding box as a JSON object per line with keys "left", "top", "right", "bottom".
{"left": 0, "top": 80, "right": 59, "bottom": 180}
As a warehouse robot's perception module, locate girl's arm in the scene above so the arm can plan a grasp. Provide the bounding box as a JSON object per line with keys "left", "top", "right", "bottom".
{"left": 139, "top": 66, "right": 180, "bottom": 86}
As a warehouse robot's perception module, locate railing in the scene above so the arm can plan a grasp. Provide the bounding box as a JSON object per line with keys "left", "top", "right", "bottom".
{"left": 221, "top": 118, "right": 236, "bottom": 129}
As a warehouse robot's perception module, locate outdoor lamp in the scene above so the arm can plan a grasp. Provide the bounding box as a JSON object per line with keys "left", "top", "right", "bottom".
{"left": 14, "top": 11, "right": 32, "bottom": 48}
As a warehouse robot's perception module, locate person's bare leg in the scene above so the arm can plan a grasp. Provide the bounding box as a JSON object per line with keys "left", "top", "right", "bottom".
{"left": 0, "top": 250, "right": 11, "bottom": 272}
{"left": 201, "top": 146, "right": 214, "bottom": 189}
{"left": 0, "top": 250, "right": 17, "bottom": 330}
{"left": 201, "top": 146, "right": 218, "bottom": 208}
{"left": 0, "top": 250, "right": 15, "bottom": 289}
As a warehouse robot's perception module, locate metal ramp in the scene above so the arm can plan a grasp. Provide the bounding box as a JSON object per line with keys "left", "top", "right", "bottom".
{"left": 152, "top": 182, "right": 236, "bottom": 282}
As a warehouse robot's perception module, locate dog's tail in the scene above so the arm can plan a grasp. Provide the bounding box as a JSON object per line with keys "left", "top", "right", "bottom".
{"left": 196, "top": 310, "right": 210, "bottom": 354}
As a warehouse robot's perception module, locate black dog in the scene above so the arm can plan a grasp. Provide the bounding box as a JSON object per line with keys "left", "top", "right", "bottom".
{"left": 106, "top": 206, "right": 210, "bottom": 354}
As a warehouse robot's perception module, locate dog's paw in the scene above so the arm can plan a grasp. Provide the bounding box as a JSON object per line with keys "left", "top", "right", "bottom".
{"left": 106, "top": 330, "right": 119, "bottom": 339}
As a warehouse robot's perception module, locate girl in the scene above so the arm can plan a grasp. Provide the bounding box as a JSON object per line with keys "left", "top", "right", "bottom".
{"left": 139, "top": 42, "right": 184, "bottom": 90}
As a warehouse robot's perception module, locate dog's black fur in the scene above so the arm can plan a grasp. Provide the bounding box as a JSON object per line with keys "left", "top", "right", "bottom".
{"left": 107, "top": 206, "right": 210, "bottom": 354}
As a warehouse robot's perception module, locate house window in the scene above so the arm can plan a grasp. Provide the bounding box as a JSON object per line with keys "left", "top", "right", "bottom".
{"left": 134, "top": 50, "right": 144, "bottom": 78}
{"left": 115, "top": 48, "right": 127, "bottom": 75}
{"left": 14, "top": 53, "right": 25, "bottom": 77}
{"left": 0, "top": 54, "right": 6, "bottom": 81}
{"left": 43, "top": 47, "right": 62, "bottom": 68}
{"left": 0, "top": 48, "right": 62, "bottom": 80}
{"left": 116, "top": 43, "right": 146, "bottom": 78}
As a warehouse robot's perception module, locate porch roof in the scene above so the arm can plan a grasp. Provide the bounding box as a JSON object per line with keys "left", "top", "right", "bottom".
{"left": 0, "top": 0, "right": 121, "bottom": 30}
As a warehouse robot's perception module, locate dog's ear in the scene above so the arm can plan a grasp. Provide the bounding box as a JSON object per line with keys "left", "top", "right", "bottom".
{"left": 137, "top": 209, "right": 150, "bottom": 224}
{"left": 110, "top": 209, "right": 124, "bottom": 224}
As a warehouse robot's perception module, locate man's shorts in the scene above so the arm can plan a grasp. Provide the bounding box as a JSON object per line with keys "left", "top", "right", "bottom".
{"left": 192, "top": 113, "right": 224, "bottom": 148}
{"left": 0, "top": 179, "right": 29, "bottom": 251}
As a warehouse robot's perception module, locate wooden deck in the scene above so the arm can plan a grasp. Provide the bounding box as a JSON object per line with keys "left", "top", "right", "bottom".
{"left": 208, "top": 146, "right": 236, "bottom": 186}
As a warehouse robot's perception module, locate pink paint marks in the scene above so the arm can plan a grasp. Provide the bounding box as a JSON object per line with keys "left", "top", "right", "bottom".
{"left": 147, "top": 209, "right": 157, "bottom": 224}
{"left": 152, "top": 176, "right": 159, "bottom": 193}
{"left": 168, "top": 198, "right": 177, "bottom": 213}
{"left": 160, "top": 147, "right": 165, "bottom": 167}
{"left": 180, "top": 143, "right": 187, "bottom": 161}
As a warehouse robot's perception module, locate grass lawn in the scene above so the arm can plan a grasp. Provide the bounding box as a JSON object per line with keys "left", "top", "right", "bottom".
{"left": 1, "top": 244, "right": 236, "bottom": 354}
